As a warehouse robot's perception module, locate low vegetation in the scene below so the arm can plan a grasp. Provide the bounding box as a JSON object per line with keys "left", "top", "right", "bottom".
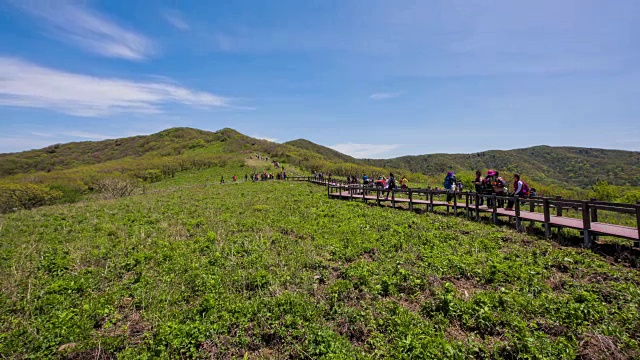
{"left": 1, "top": 178, "right": 639, "bottom": 358}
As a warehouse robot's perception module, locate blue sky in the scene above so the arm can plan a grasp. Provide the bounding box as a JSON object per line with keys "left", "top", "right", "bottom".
{"left": 1, "top": 0, "right": 639, "bottom": 158}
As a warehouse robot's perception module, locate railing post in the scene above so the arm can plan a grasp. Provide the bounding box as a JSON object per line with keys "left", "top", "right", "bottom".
{"left": 475, "top": 193, "right": 480, "bottom": 221}
{"left": 409, "top": 189, "right": 413, "bottom": 212}
{"left": 339, "top": 185, "right": 342, "bottom": 200}
{"left": 492, "top": 194, "right": 498, "bottom": 224}
{"left": 515, "top": 196, "right": 521, "bottom": 232}
{"left": 392, "top": 189, "right": 396, "bottom": 208}
{"left": 363, "top": 185, "right": 366, "bottom": 202}
{"left": 543, "top": 197, "right": 551, "bottom": 239}
{"left": 590, "top": 198, "right": 598, "bottom": 222}
{"left": 589, "top": 198, "right": 599, "bottom": 243}
{"left": 635, "top": 201, "right": 640, "bottom": 248}
{"left": 529, "top": 199, "right": 535, "bottom": 229}
{"left": 465, "top": 193, "right": 470, "bottom": 219}
{"left": 429, "top": 191, "right": 434, "bottom": 212}
{"left": 582, "top": 200, "right": 592, "bottom": 248}
{"left": 327, "top": 183, "right": 330, "bottom": 199}
{"left": 453, "top": 192, "right": 458, "bottom": 216}
{"left": 555, "top": 196, "right": 563, "bottom": 217}
{"left": 376, "top": 188, "right": 380, "bottom": 206}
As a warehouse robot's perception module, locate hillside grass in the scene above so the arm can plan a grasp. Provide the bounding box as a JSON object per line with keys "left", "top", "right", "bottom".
{"left": 1, "top": 177, "right": 639, "bottom": 359}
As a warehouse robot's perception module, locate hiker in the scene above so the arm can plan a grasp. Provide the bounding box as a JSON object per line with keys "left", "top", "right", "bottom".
{"left": 401, "top": 176, "right": 409, "bottom": 190}
{"left": 444, "top": 171, "right": 456, "bottom": 203}
{"left": 363, "top": 174, "right": 368, "bottom": 185}
{"left": 530, "top": 188, "right": 537, "bottom": 197}
{"left": 220, "top": 176, "right": 225, "bottom": 184}
{"left": 245, "top": 174, "right": 248, "bottom": 182}
{"left": 474, "top": 171, "right": 484, "bottom": 206}
{"left": 494, "top": 171, "right": 507, "bottom": 207}
{"left": 505, "top": 173, "right": 529, "bottom": 210}
{"left": 484, "top": 170, "right": 495, "bottom": 207}
{"left": 384, "top": 173, "right": 396, "bottom": 199}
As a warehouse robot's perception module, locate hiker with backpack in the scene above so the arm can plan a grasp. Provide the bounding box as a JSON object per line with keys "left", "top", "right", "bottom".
{"left": 384, "top": 173, "right": 397, "bottom": 200}
{"left": 484, "top": 170, "right": 499, "bottom": 207}
{"left": 444, "top": 171, "right": 457, "bottom": 203}
{"left": 505, "top": 174, "right": 529, "bottom": 210}
{"left": 474, "top": 170, "right": 485, "bottom": 206}
{"left": 492, "top": 171, "right": 508, "bottom": 208}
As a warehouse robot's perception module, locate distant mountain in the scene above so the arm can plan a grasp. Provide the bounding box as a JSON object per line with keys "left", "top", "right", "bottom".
{"left": 278, "top": 140, "right": 640, "bottom": 188}
{"left": 361, "top": 146, "right": 640, "bottom": 187}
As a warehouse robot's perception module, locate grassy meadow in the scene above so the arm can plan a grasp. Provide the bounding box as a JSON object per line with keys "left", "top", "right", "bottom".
{"left": 1, "top": 175, "right": 639, "bottom": 359}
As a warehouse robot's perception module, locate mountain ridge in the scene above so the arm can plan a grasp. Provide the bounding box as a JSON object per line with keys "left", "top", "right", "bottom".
{"left": 2, "top": 127, "right": 640, "bottom": 187}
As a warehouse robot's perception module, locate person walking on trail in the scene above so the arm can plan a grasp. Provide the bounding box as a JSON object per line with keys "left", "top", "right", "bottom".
{"left": 232, "top": 175, "right": 237, "bottom": 182}
{"left": 494, "top": 171, "right": 508, "bottom": 208}
{"left": 444, "top": 171, "right": 457, "bottom": 203}
{"left": 220, "top": 176, "right": 225, "bottom": 184}
{"left": 401, "top": 176, "right": 409, "bottom": 190}
{"left": 474, "top": 171, "right": 485, "bottom": 206}
{"left": 245, "top": 174, "right": 248, "bottom": 182}
{"left": 384, "top": 173, "right": 396, "bottom": 199}
{"left": 484, "top": 170, "right": 497, "bottom": 207}
{"left": 505, "top": 174, "right": 529, "bottom": 210}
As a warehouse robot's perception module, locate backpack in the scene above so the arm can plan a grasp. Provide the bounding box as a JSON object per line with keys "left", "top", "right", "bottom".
{"left": 496, "top": 177, "right": 507, "bottom": 188}
{"left": 444, "top": 176, "right": 454, "bottom": 189}
{"left": 521, "top": 181, "right": 530, "bottom": 195}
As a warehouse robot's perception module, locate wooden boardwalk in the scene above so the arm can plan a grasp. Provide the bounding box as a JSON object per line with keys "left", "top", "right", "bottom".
{"left": 287, "top": 177, "right": 640, "bottom": 247}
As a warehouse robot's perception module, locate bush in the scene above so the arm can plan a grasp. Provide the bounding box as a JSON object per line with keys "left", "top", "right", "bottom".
{"left": 94, "top": 177, "right": 139, "bottom": 199}
{"left": 0, "top": 183, "right": 62, "bottom": 213}
{"left": 47, "top": 183, "right": 84, "bottom": 204}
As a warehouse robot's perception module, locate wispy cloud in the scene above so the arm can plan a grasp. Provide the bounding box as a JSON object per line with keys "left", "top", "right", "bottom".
{"left": 369, "top": 92, "right": 401, "bottom": 100}
{"left": 330, "top": 143, "right": 400, "bottom": 158}
{"left": 0, "top": 57, "right": 232, "bottom": 117}
{"left": 16, "top": 1, "right": 155, "bottom": 60}
{"left": 59, "top": 131, "right": 113, "bottom": 140}
{"left": 163, "top": 10, "right": 190, "bottom": 31}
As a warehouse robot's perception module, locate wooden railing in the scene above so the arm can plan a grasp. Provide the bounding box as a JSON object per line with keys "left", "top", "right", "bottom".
{"left": 319, "top": 182, "right": 640, "bottom": 248}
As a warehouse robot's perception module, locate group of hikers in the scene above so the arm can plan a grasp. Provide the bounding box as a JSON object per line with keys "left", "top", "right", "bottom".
{"left": 325, "top": 169, "right": 538, "bottom": 211}
{"left": 228, "top": 163, "right": 537, "bottom": 212}
{"left": 448, "top": 170, "right": 536, "bottom": 210}
{"left": 220, "top": 171, "right": 288, "bottom": 184}
{"left": 312, "top": 172, "right": 332, "bottom": 182}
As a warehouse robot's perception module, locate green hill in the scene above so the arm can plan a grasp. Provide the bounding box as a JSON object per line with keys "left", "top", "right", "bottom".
{"left": 2, "top": 128, "right": 640, "bottom": 358}
{"left": 2, "top": 128, "right": 640, "bottom": 207}
{"left": 0, "top": 127, "right": 251, "bottom": 176}
{"left": 360, "top": 146, "right": 640, "bottom": 188}
{"left": 283, "top": 139, "right": 359, "bottom": 163}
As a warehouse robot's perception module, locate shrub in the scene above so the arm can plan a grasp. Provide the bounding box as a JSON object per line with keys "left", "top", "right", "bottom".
{"left": 94, "top": 177, "right": 139, "bottom": 199}
{"left": 0, "top": 183, "right": 62, "bottom": 213}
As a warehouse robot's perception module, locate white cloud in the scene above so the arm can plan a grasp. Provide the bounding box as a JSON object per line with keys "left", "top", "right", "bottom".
{"left": 17, "top": 1, "right": 155, "bottom": 60}
{"left": 163, "top": 10, "right": 190, "bottom": 31}
{"left": 0, "top": 57, "right": 231, "bottom": 117}
{"left": 330, "top": 143, "right": 400, "bottom": 158}
{"left": 369, "top": 92, "right": 401, "bottom": 100}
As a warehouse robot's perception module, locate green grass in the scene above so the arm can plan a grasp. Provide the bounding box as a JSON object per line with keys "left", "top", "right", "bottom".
{"left": 1, "top": 177, "right": 639, "bottom": 359}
